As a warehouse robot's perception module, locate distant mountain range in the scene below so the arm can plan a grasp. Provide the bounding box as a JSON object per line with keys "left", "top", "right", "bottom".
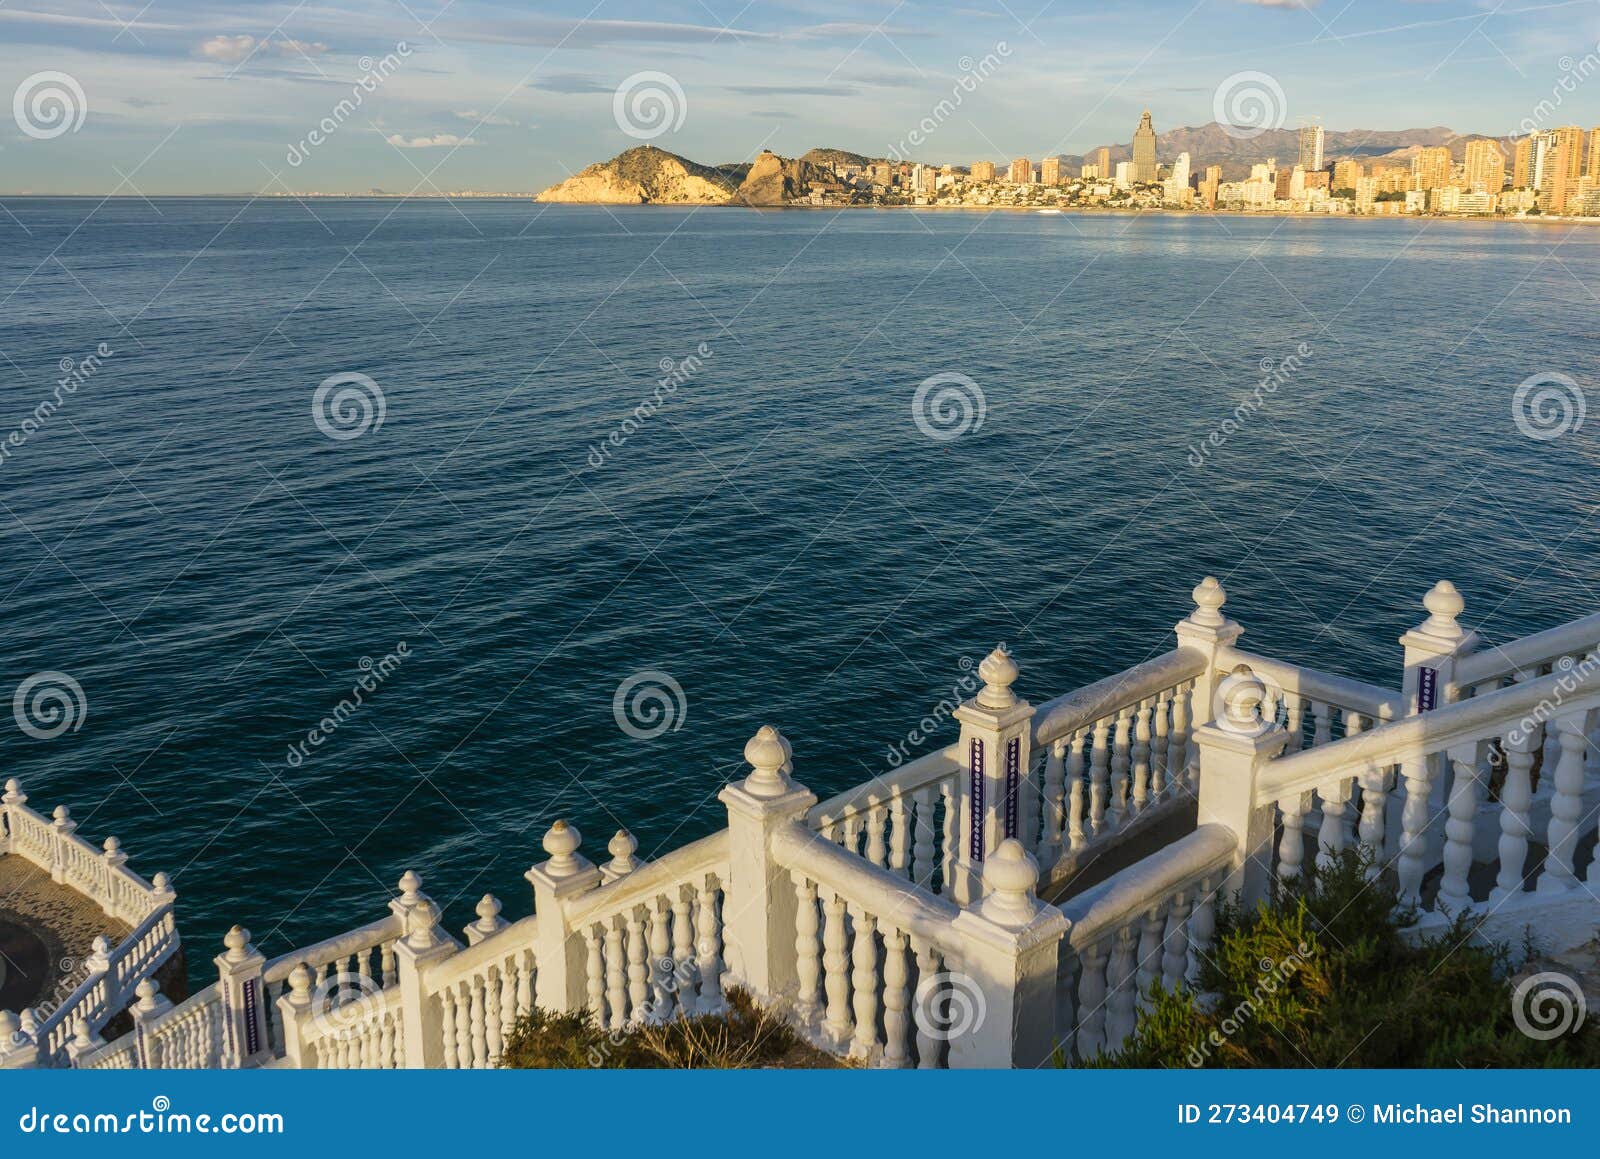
{"left": 535, "top": 125, "right": 1505, "bottom": 204}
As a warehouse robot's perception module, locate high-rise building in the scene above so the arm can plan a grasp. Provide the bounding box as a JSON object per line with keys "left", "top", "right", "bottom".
{"left": 1513, "top": 137, "right": 1534, "bottom": 188}
{"left": 1332, "top": 158, "right": 1364, "bottom": 192}
{"left": 971, "top": 160, "right": 996, "bottom": 182}
{"left": 1540, "top": 128, "right": 1584, "bottom": 213}
{"left": 1096, "top": 147, "right": 1111, "bottom": 182}
{"left": 1412, "top": 146, "right": 1453, "bottom": 191}
{"left": 1008, "top": 157, "right": 1032, "bottom": 184}
{"left": 1080, "top": 164, "right": 1100, "bottom": 180}
{"left": 1114, "top": 161, "right": 1133, "bottom": 190}
{"left": 1275, "top": 169, "right": 1294, "bottom": 200}
{"left": 1132, "top": 110, "right": 1158, "bottom": 183}
{"left": 1463, "top": 139, "right": 1505, "bottom": 194}
{"left": 1163, "top": 152, "right": 1192, "bottom": 203}
{"left": 1587, "top": 128, "right": 1600, "bottom": 180}
{"left": 1040, "top": 156, "right": 1061, "bottom": 186}
{"left": 1201, "top": 165, "right": 1222, "bottom": 209}
{"left": 1298, "top": 124, "right": 1325, "bottom": 172}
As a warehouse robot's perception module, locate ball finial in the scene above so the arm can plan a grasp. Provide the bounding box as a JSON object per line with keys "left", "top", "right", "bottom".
{"left": 1421, "top": 580, "right": 1465, "bottom": 638}
{"left": 1190, "top": 576, "right": 1227, "bottom": 627}
{"left": 975, "top": 646, "right": 1020, "bottom": 709}
{"left": 980, "top": 839, "right": 1041, "bottom": 925}
{"left": 223, "top": 925, "right": 251, "bottom": 961}
{"left": 606, "top": 829, "right": 639, "bottom": 875}
{"left": 542, "top": 820, "right": 583, "bottom": 875}
{"left": 1216, "top": 663, "right": 1269, "bottom": 733}
{"left": 742, "top": 725, "right": 794, "bottom": 797}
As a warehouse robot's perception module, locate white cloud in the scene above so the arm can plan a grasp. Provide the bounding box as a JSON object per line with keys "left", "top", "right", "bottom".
{"left": 385, "top": 133, "right": 478, "bottom": 148}
{"left": 275, "top": 38, "right": 329, "bottom": 56}
{"left": 198, "top": 34, "right": 256, "bottom": 62}
{"left": 453, "top": 110, "right": 519, "bottom": 126}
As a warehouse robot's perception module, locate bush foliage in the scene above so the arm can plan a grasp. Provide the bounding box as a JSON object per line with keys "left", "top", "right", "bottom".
{"left": 1095, "top": 852, "right": 1600, "bottom": 1068}
{"left": 500, "top": 987, "right": 831, "bottom": 1069}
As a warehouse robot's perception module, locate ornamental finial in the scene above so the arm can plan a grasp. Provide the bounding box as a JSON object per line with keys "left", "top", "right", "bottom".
{"left": 742, "top": 725, "right": 793, "bottom": 797}
{"left": 1189, "top": 576, "right": 1227, "bottom": 627}
{"left": 1420, "top": 580, "right": 1465, "bottom": 639}
{"left": 975, "top": 646, "right": 1019, "bottom": 710}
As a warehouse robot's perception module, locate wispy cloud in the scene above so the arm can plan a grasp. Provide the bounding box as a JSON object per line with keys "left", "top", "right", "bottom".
{"left": 527, "top": 73, "right": 613, "bottom": 93}
{"left": 386, "top": 132, "right": 479, "bottom": 148}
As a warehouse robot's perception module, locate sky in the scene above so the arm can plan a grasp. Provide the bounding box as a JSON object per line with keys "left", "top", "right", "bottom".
{"left": 2, "top": 0, "right": 1599, "bottom": 194}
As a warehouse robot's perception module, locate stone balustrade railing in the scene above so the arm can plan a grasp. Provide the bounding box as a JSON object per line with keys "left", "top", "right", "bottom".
{"left": 0, "top": 779, "right": 182, "bottom": 1070}
{"left": 37, "top": 575, "right": 1600, "bottom": 1070}
{"left": 808, "top": 748, "right": 961, "bottom": 896}
{"left": 1058, "top": 823, "right": 1234, "bottom": 1061}
{"left": 1451, "top": 609, "right": 1600, "bottom": 695}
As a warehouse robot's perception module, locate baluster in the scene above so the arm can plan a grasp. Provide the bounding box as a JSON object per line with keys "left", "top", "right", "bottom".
{"left": 910, "top": 785, "right": 936, "bottom": 890}
{"left": 1120, "top": 707, "right": 1143, "bottom": 820}
{"left": 1438, "top": 745, "right": 1485, "bottom": 910}
{"left": 793, "top": 874, "right": 821, "bottom": 1025}
{"left": 695, "top": 875, "right": 723, "bottom": 1011}
{"left": 1088, "top": 717, "right": 1111, "bottom": 835}
{"left": 848, "top": 906, "right": 880, "bottom": 1060}
{"left": 1311, "top": 701, "right": 1332, "bottom": 748}
{"left": 1493, "top": 729, "right": 1535, "bottom": 897}
{"left": 1396, "top": 757, "right": 1433, "bottom": 904}
{"left": 1170, "top": 683, "right": 1194, "bottom": 789}
{"left": 888, "top": 793, "right": 910, "bottom": 876}
{"left": 842, "top": 814, "right": 863, "bottom": 858}
{"left": 439, "top": 984, "right": 458, "bottom": 1070}
{"left": 1040, "top": 740, "right": 1066, "bottom": 865}
{"left": 499, "top": 960, "right": 518, "bottom": 1050}
{"left": 454, "top": 982, "right": 474, "bottom": 1069}
{"left": 882, "top": 927, "right": 910, "bottom": 1068}
{"left": 1283, "top": 692, "right": 1305, "bottom": 753}
{"left": 1151, "top": 692, "right": 1171, "bottom": 800}
{"left": 1067, "top": 776, "right": 1086, "bottom": 854}
{"left": 1162, "top": 892, "right": 1192, "bottom": 990}
{"left": 912, "top": 941, "right": 941, "bottom": 1068}
{"left": 1278, "top": 791, "right": 1309, "bottom": 881}
{"left": 583, "top": 926, "right": 605, "bottom": 1021}
{"left": 1126, "top": 701, "right": 1152, "bottom": 819}
{"left": 1541, "top": 715, "right": 1588, "bottom": 893}
{"left": 939, "top": 781, "right": 956, "bottom": 892}
{"left": 1136, "top": 903, "right": 1165, "bottom": 1009}
{"left": 468, "top": 978, "right": 487, "bottom": 1068}
{"left": 1105, "top": 924, "right": 1139, "bottom": 1051}
{"left": 377, "top": 1009, "right": 393, "bottom": 1068}
{"left": 648, "top": 898, "right": 673, "bottom": 1020}
{"left": 866, "top": 802, "right": 888, "bottom": 868}
{"left": 1357, "top": 765, "right": 1389, "bottom": 877}
{"left": 1075, "top": 939, "right": 1109, "bottom": 1060}
{"left": 1066, "top": 733, "right": 1087, "bottom": 851}
{"left": 821, "top": 890, "right": 851, "bottom": 1045}
{"left": 1316, "top": 776, "right": 1350, "bottom": 871}
{"left": 1187, "top": 878, "right": 1216, "bottom": 988}
{"left": 484, "top": 968, "right": 503, "bottom": 1064}
{"left": 516, "top": 950, "right": 534, "bottom": 1017}
{"left": 626, "top": 907, "right": 650, "bottom": 1023}
{"left": 671, "top": 890, "right": 697, "bottom": 1011}
{"left": 604, "top": 917, "right": 627, "bottom": 1028}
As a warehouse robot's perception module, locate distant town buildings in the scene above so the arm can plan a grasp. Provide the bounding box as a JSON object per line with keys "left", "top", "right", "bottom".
{"left": 1298, "top": 124, "right": 1325, "bottom": 173}
{"left": 1132, "top": 110, "right": 1158, "bottom": 183}
{"left": 1040, "top": 156, "right": 1061, "bottom": 186}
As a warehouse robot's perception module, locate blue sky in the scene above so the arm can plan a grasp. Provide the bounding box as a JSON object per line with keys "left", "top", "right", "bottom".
{"left": 3, "top": 0, "right": 1599, "bottom": 193}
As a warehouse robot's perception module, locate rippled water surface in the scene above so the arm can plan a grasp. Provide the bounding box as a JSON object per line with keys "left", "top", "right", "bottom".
{"left": 1, "top": 199, "right": 1595, "bottom": 978}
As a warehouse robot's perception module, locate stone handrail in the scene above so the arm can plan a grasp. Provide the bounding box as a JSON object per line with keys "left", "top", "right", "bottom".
{"left": 1031, "top": 648, "right": 1208, "bottom": 748}
{"left": 1215, "top": 644, "right": 1399, "bottom": 722}
{"left": 1452, "top": 612, "right": 1600, "bottom": 690}
{"left": 807, "top": 748, "right": 960, "bottom": 895}
{"left": 1255, "top": 662, "right": 1600, "bottom": 803}
{"left": 1058, "top": 823, "right": 1234, "bottom": 1062}
{"left": 807, "top": 747, "right": 959, "bottom": 827}
{"left": 562, "top": 829, "right": 729, "bottom": 928}
{"left": 286, "top": 983, "right": 404, "bottom": 1069}
{"left": 263, "top": 914, "right": 404, "bottom": 985}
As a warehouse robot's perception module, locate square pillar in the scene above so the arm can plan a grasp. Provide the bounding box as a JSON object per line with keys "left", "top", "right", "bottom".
{"left": 951, "top": 648, "right": 1035, "bottom": 906}
{"left": 1195, "top": 666, "right": 1290, "bottom": 910}
{"left": 526, "top": 822, "right": 602, "bottom": 1014}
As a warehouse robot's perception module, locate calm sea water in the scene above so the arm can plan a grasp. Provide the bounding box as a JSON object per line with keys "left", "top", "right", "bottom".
{"left": 1, "top": 199, "right": 1595, "bottom": 979}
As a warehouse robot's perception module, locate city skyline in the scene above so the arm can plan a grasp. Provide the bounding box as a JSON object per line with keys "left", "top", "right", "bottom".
{"left": 2, "top": 0, "right": 1600, "bottom": 194}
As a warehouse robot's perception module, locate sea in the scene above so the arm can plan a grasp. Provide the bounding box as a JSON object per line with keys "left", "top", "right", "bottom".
{"left": 0, "top": 198, "right": 1595, "bottom": 979}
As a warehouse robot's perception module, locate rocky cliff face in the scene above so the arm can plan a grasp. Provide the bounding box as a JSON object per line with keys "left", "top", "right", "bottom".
{"left": 536, "top": 146, "right": 739, "bottom": 205}
{"left": 735, "top": 150, "right": 831, "bottom": 205}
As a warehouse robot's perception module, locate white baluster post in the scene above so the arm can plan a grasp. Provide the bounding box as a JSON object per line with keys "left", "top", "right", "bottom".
{"left": 950, "top": 647, "right": 1035, "bottom": 906}
{"left": 390, "top": 870, "right": 456, "bottom": 1068}
{"left": 527, "top": 821, "right": 602, "bottom": 1014}
{"left": 215, "top": 925, "right": 271, "bottom": 1068}
{"left": 1173, "top": 577, "right": 1245, "bottom": 762}
{"left": 1194, "top": 666, "right": 1289, "bottom": 910}
{"left": 718, "top": 725, "right": 817, "bottom": 1001}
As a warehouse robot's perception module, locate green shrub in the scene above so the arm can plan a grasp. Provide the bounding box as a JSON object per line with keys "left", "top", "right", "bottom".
{"left": 1094, "top": 851, "right": 1600, "bottom": 1068}
{"left": 500, "top": 988, "right": 832, "bottom": 1069}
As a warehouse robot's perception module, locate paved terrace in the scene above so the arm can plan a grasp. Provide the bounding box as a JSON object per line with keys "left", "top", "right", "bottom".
{"left": 0, "top": 855, "right": 130, "bottom": 1013}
